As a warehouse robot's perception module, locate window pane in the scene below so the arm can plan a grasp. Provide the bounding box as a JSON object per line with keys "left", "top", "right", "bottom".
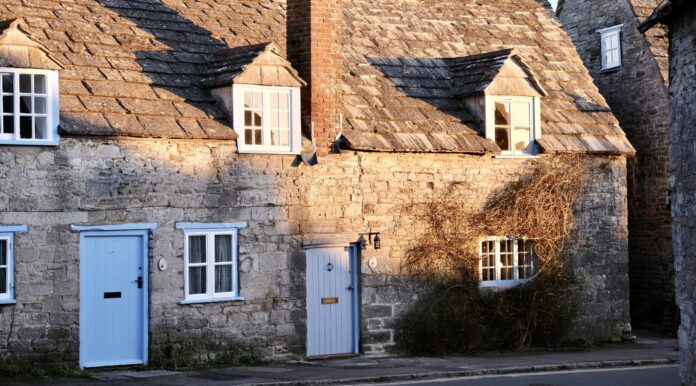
{"left": 253, "top": 111, "right": 262, "bottom": 126}
{"left": 19, "top": 116, "right": 31, "bottom": 139}
{"left": 1, "top": 74, "right": 12, "bottom": 93}
{"left": 35, "top": 117, "right": 47, "bottom": 139}
{"left": 0, "top": 267, "right": 6, "bottom": 294}
{"left": 189, "top": 235, "right": 206, "bottom": 263}
{"left": 244, "top": 110, "right": 252, "bottom": 126}
{"left": 2, "top": 96, "right": 13, "bottom": 114}
{"left": 254, "top": 128, "right": 262, "bottom": 145}
{"left": 244, "top": 91, "right": 253, "bottom": 108}
{"left": 279, "top": 128, "right": 289, "bottom": 146}
{"left": 3, "top": 116, "right": 12, "bottom": 134}
{"left": 253, "top": 91, "right": 262, "bottom": 109}
{"left": 215, "top": 235, "right": 232, "bottom": 262}
{"left": 35, "top": 96, "right": 46, "bottom": 114}
{"left": 280, "top": 110, "right": 289, "bottom": 128}
{"left": 0, "top": 240, "right": 6, "bottom": 266}
{"left": 19, "top": 74, "right": 31, "bottom": 93}
{"left": 244, "top": 129, "right": 253, "bottom": 145}
{"left": 494, "top": 102, "right": 509, "bottom": 126}
{"left": 481, "top": 240, "right": 496, "bottom": 281}
{"left": 215, "top": 265, "right": 233, "bottom": 293}
{"left": 512, "top": 101, "right": 531, "bottom": 152}
{"left": 19, "top": 96, "right": 31, "bottom": 114}
{"left": 495, "top": 127, "right": 509, "bottom": 151}
{"left": 500, "top": 240, "right": 514, "bottom": 280}
{"left": 270, "top": 92, "right": 279, "bottom": 110}
{"left": 34, "top": 75, "right": 46, "bottom": 94}
{"left": 518, "top": 240, "right": 534, "bottom": 280}
{"left": 279, "top": 92, "right": 289, "bottom": 110}
{"left": 188, "top": 267, "right": 206, "bottom": 295}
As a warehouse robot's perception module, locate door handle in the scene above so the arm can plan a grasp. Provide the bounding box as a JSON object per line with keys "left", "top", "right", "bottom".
{"left": 347, "top": 284, "right": 354, "bottom": 291}
{"left": 135, "top": 276, "right": 143, "bottom": 289}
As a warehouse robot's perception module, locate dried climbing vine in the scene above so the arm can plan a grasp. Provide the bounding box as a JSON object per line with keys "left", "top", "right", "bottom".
{"left": 397, "top": 155, "right": 591, "bottom": 353}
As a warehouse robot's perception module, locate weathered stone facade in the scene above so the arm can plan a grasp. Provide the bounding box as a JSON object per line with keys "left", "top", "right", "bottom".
{"left": 0, "top": 137, "right": 630, "bottom": 366}
{"left": 663, "top": 4, "right": 696, "bottom": 384}
{"left": 558, "top": 0, "right": 677, "bottom": 333}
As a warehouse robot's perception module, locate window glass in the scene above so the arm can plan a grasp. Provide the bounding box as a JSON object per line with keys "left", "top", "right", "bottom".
{"left": 238, "top": 87, "right": 295, "bottom": 152}
{"left": 0, "top": 239, "right": 6, "bottom": 295}
{"left": 601, "top": 28, "right": 622, "bottom": 69}
{"left": 184, "top": 230, "right": 239, "bottom": 301}
{"left": 479, "top": 238, "right": 536, "bottom": 286}
{"left": 494, "top": 101, "right": 510, "bottom": 151}
{"left": 0, "top": 72, "right": 52, "bottom": 142}
{"left": 243, "top": 91, "right": 264, "bottom": 146}
{"left": 512, "top": 101, "right": 531, "bottom": 152}
{"left": 481, "top": 240, "right": 496, "bottom": 282}
{"left": 188, "top": 235, "right": 207, "bottom": 295}
{"left": 490, "top": 98, "right": 536, "bottom": 155}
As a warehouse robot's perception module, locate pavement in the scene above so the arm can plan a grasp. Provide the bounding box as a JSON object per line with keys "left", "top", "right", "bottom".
{"left": 1, "top": 329, "right": 679, "bottom": 386}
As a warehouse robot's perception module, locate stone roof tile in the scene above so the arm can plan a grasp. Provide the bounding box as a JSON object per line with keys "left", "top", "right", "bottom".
{"left": 341, "top": 0, "right": 634, "bottom": 155}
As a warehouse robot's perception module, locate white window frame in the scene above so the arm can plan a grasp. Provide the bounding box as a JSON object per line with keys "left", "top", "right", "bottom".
{"left": 232, "top": 84, "right": 301, "bottom": 155}
{"left": 479, "top": 237, "right": 536, "bottom": 288}
{"left": 598, "top": 25, "right": 623, "bottom": 70}
{"left": 485, "top": 95, "right": 541, "bottom": 157}
{"left": 0, "top": 68, "right": 59, "bottom": 146}
{"left": 177, "top": 222, "right": 247, "bottom": 304}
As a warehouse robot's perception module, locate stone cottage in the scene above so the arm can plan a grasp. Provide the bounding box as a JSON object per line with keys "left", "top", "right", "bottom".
{"left": 640, "top": 1, "right": 696, "bottom": 384}
{"left": 557, "top": 0, "right": 677, "bottom": 334}
{"left": 0, "top": 0, "right": 635, "bottom": 369}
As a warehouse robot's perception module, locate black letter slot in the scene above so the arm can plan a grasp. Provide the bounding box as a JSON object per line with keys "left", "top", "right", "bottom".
{"left": 104, "top": 292, "right": 122, "bottom": 299}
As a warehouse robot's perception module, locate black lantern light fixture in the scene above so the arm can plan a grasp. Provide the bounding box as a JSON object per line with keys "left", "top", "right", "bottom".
{"left": 358, "top": 231, "right": 381, "bottom": 250}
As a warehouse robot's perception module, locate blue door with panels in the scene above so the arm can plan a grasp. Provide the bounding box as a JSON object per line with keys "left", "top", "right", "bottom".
{"left": 79, "top": 230, "right": 149, "bottom": 368}
{"left": 306, "top": 245, "right": 359, "bottom": 357}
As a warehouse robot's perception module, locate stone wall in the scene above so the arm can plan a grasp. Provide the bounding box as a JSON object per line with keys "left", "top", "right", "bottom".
{"left": 668, "top": 5, "right": 696, "bottom": 384}
{"left": 0, "top": 136, "right": 629, "bottom": 366}
{"left": 558, "top": 0, "right": 676, "bottom": 333}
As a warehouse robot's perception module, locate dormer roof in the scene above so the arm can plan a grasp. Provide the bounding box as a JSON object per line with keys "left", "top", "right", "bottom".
{"left": 202, "top": 42, "right": 306, "bottom": 88}
{"left": 450, "top": 49, "right": 548, "bottom": 98}
{"left": 0, "top": 19, "right": 64, "bottom": 70}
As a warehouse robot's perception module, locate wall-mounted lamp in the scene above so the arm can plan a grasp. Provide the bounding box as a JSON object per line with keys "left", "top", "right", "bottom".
{"left": 358, "top": 231, "right": 381, "bottom": 250}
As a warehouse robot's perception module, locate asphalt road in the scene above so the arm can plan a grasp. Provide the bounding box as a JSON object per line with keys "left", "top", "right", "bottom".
{"left": 363, "top": 365, "right": 680, "bottom": 386}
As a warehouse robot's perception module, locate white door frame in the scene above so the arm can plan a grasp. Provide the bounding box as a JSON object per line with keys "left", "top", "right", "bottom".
{"left": 304, "top": 243, "right": 360, "bottom": 358}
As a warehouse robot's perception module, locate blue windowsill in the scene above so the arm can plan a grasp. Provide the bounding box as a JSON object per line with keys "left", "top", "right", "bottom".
{"left": 0, "top": 299, "right": 17, "bottom": 305}
{"left": 179, "top": 296, "right": 246, "bottom": 305}
{"left": 0, "top": 138, "right": 59, "bottom": 146}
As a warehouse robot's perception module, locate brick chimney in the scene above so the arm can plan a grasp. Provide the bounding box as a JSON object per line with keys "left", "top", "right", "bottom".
{"left": 287, "top": 0, "right": 343, "bottom": 156}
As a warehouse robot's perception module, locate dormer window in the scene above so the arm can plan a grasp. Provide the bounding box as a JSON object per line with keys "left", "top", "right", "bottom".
{"left": 451, "top": 49, "right": 546, "bottom": 157}
{"left": 203, "top": 43, "right": 306, "bottom": 155}
{"left": 598, "top": 25, "right": 623, "bottom": 70}
{"left": 0, "top": 69, "right": 58, "bottom": 144}
{"left": 233, "top": 85, "right": 301, "bottom": 154}
{"left": 487, "top": 96, "right": 539, "bottom": 156}
{"left": 0, "top": 19, "right": 63, "bottom": 146}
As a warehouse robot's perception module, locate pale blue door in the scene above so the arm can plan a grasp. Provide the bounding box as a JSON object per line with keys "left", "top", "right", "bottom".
{"left": 306, "top": 246, "right": 359, "bottom": 357}
{"left": 79, "top": 231, "right": 148, "bottom": 368}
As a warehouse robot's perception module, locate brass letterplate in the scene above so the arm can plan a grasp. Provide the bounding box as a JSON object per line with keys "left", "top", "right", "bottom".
{"left": 321, "top": 297, "right": 339, "bottom": 304}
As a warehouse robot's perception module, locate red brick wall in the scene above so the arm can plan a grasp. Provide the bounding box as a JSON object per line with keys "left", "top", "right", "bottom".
{"left": 287, "top": 0, "right": 343, "bottom": 156}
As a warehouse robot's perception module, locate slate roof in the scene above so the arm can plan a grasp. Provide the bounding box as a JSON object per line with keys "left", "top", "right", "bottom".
{"left": 449, "top": 49, "right": 547, "bottom": 98}
{"left": 202, "top": 43, "right": 277, "bottom": 88}
{"left": 2, "top": 0, "right": 287, "bottom": 140}
{"left": 201, "top": 42, "right": 305, "bottom": 88}
{"left": 0, "top": 0, "right": 634, "bottom": 155}
{"left": 340, "top": 0, "right": 635, "bottom": 155}
{"left": 630, "top": 0, "right": 670, "bottom": 86}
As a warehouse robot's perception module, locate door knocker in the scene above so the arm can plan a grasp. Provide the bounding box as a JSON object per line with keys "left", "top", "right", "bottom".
{"left": 326, "top": 262, "right": 334, "bottom": 272}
